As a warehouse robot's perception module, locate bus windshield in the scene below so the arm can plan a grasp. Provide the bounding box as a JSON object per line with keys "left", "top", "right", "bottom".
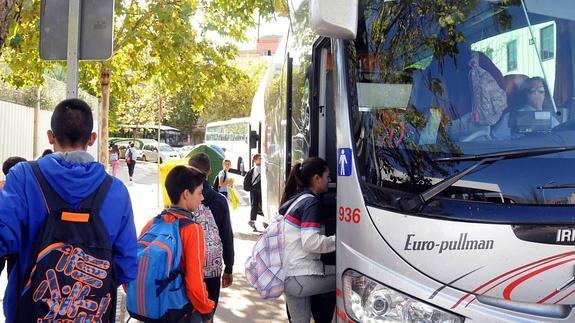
{"left": 349, "top": 0, "right": 575, "bottom": 208}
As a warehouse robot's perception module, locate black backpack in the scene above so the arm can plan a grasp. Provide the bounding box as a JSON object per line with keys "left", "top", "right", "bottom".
{"left": 17, "top": 161, "right": 116, "bottom": 322}
{"left": 243, "top": 168, "right": 253, "bottom": 192}
{"left": 213, "top": 171, "right": 226, "bottom": 191}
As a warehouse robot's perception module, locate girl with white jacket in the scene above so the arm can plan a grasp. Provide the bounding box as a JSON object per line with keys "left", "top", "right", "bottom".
{"left": 279, "top": 157, "right": 335, "bottom": 323}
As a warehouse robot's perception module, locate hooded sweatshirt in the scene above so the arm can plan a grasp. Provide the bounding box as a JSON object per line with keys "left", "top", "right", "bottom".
{"left": 0, "top": 152, "right": 138, "bottom": 323}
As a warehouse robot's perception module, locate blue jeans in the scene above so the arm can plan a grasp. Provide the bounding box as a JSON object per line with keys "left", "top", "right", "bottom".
{"left": 284, "top": 275, "right": 336, "bottom": 323}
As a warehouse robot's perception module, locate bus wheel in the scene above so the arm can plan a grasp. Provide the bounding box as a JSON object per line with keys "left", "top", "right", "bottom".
{"left": 159, "top": 157, "right": 163, "bottom": 164}
{"left": 142, "top": 155, "right": 147, "bottom": 162}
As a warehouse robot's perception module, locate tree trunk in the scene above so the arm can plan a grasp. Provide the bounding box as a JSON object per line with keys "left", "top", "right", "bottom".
{"left": 99, "top": 68, "right": 111, "bottom": 168}
{"left": 0, "top": 0, "right": 20, "bottom": 53}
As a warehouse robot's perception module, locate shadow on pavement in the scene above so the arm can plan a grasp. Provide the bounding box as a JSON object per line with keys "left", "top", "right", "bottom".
{"left": 233, "top": 231, "right": 261, "bottom": 242}
{"left": 215, "top": 273, "right": 288, "bottom": 323}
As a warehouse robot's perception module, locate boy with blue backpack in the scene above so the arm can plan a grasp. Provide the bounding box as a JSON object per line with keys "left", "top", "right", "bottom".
{"left": 127, "top": 165, "right": 214, "bottom": 322}
{"left": 0, "top": 98, "right": 138, "bottom": 322}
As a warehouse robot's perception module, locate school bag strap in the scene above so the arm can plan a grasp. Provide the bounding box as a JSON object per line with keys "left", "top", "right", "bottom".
{"left": 282, "top": 193, "right": 314, "bottom": 218}
{"left": 29, "top": 160, "right": 113, "bottom": 214}
{"left": 158, "top": 210, "right": 196, "bottom": 227}
{"left": 155, "top": 268, "right": 184, "bottom": 296}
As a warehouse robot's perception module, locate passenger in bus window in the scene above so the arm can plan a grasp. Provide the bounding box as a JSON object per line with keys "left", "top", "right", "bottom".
{"left": 492, "top": 76, "right": 559, "bottom": 140}
{"left": 279, "top": 157, "right": 335, "bottom": 323}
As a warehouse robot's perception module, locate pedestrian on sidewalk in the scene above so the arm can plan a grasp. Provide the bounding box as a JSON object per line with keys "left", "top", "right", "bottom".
{"left": 216, "top": 159, "right": 232, "bottom": 198}
{"left": 0, "top": 156, "right": 26, "bottom": 277}
{"left": 280, "top": 157, "right": 336, "bottom": 323}
{"left": 1, "top": 156, "right": 26, "bottom": 191}
{"left": 109, "top": 144, "right": 120, "bottom": 177}
{"left": 137, "top": 165, "right": 215, "bottom": 322}
{"left": 126, "top": 142, "right": 137, "bottom": 181}
{"left": 0, "top": 98, "right": 138, "bottom": 323}
{"left": 244, "top": 154, "right": 263, "bottom": 231}
{"left": 189, "top": 153, "right": 235, "bottom": 323}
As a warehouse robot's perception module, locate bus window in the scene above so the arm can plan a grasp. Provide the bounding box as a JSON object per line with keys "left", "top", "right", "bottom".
{"left": 350, "top": 0, "right": 575, "bottom": 209}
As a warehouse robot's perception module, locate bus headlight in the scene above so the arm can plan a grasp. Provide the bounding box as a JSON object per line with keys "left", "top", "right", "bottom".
{"left": 342, "top": 270, "right": 463, "bottom": 323}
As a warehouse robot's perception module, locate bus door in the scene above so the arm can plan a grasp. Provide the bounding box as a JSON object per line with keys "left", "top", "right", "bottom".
{"left": 288, "top": 33, "right": 338, "bottom": 320}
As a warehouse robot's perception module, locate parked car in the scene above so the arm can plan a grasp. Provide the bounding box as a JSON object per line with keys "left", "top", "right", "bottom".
{"left": 177, "top": 145, "right": 195, "bottom": 158}
{"left": 141, "top": 143, "right": 180, "bottom": 163}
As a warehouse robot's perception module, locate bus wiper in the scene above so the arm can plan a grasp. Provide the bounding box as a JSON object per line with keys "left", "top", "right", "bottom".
{"left": 400, "top": 146, "right": 575, "bottom": 212}
{"left": 537, "top": 184, "right": 575, "bottom": 189}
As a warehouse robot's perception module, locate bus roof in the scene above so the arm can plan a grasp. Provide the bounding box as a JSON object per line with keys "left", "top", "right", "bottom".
{"left": 205, "top": 117, "right": 251, "bottom": 128}
{"left": 119, "top": 124, "right": 180, "bottom": 131}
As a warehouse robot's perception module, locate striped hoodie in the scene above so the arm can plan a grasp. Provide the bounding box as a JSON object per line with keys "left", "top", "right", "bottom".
{"left": 280, "top": 190, "right": 336, "bottom": 277}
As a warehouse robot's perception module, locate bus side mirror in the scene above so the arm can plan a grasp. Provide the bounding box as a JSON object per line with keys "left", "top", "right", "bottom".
{"left": 310, "top": 0, "right": 358, "bottom": 40}
{"left": 249, "top": 130, "right": 259, "bottom": 149}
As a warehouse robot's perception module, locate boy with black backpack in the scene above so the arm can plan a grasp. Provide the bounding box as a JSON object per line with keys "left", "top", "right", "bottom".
{"left": 127, "top": 165, "right": 214, "bottom": 322}
{"left": 0, "top": 99, "right": 138, "bottom": 323}
{"left": 244, "top": 154, "right": 263, "bottom": 231}
{"left": 189, "top": 153, "right": 234, "bottom": 323}
{"left": 213, "top": 159, "right": 232, "bottom": 197}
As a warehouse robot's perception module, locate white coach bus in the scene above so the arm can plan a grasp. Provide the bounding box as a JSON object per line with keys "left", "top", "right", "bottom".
{"left": 254, "top": 0, "right": 575, "bottom": 322}
{"left": 205, "top": 117, "right": 252, "bottom": 174}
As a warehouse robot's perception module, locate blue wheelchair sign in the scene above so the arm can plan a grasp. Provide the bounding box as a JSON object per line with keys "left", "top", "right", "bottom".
{"left": 337, "top": 148, "right": 352, "bottom": 176}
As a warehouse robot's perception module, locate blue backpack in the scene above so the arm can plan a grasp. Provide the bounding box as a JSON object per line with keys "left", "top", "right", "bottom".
{"left": 126, "top": 212, "right": 194, "bottom": 322}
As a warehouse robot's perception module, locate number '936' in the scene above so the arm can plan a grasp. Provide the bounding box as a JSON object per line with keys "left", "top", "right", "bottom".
{"left": 338, "top": 207, "right": 360, "bottom": 224}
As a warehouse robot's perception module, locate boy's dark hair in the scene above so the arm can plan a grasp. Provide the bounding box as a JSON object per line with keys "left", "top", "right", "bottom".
{"left": 41, "top": 149, "right": 53, "bottom": 157}
{"left": 188, "top": 153, "right": 211, "bottom": 175}
{"left": 165, "top": 165, "right": 206, "bottom": 204}
{"left": 50, "top": 99, "right": 93, "bottom": 147}
{"left": 3, "top": 156, "right": 27, "bottom": 176}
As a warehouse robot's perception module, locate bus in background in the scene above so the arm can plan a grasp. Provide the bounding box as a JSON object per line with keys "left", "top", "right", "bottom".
{"left": 111, "top": 124, "right": 185, "bottom": 147}
{"left": 205, "top": 117, "right": 252, "bottom": 174}
{"left": 254, "top": 0, "right": 575, "bottom": 322}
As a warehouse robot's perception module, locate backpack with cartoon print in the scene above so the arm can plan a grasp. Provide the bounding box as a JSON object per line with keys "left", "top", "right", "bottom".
{"left": 17, "top": 161, "right": 116, "bottom": 322}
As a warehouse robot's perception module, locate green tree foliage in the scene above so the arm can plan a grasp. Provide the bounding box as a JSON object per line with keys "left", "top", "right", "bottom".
{"left": 0, "top": 0, "right": 23, "bottom": 57}
{"left": 116, "top": 81, "right": 162, "bottom": 127}
{"left": 163, "top": 91, "right": 201, "bottom": 134}
{"left": 0, "top": 0, "right": 277, "bottom": 113}
{"left": 201, "top": 59, "right": 266, "bottom": 123}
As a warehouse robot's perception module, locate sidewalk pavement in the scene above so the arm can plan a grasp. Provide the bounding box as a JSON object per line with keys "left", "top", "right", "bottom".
{"left": 0, "top": 161, "right": 287, "bottom": 322}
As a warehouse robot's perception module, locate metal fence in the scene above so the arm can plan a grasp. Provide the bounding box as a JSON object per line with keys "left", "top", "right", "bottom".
{"left": 0, "top": 78, "right": 99, "bottom": 180}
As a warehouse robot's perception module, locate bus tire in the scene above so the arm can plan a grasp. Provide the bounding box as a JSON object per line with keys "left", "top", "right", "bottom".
{"left": 142, "top": 155, "right": 147, "bottom": 162}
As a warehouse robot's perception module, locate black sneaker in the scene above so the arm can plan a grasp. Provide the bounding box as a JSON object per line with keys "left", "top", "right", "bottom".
{"left": 248, "top": 221, "right": 256, "bottom": 230}
{"left": 262, "top": 222, "right": 269, "bottom": 229}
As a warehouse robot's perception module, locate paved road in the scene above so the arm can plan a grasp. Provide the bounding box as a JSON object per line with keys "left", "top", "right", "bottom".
{"left": 0, "top": 161, "right": 287, "bottom": 322}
